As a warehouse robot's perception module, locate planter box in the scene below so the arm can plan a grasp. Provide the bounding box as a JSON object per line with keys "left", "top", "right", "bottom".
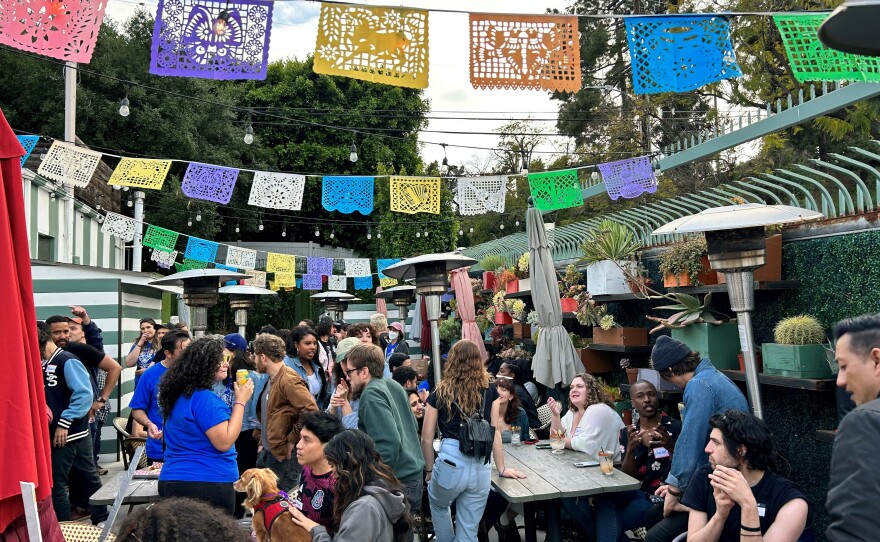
{"left": 577, "top": 347, "right": 613, "bottom": 373}
{"left": 586, "top": 260, "right": 632, "bottom": 295}
{"left": 719, "top": 234, "right": 782, "bottom": 284}
{"left": 483, "top": 271, "right": 496, "bottom": 291}
{"left": 663, "top": 255, "right": 718, "bottom": 287}
{"left": 518, "top": 278, "right": 531, "bottom": 292}
{"left": 494, "top": 311, "right": 513, "bottom": 325}
{"left": 761, "top": 343, "right": 833, "bottom": 378}
{"left": 592, "top": 326, "right": 649, "bottom": 346}
{"left": 560, "top": 297, "right": 578, "bottom": 312}
{"left": 671, "top": 322, "right": 740, "bottom": 370}
{"left": 738, "top": 352, "right": 763, "bottom": 373}
{"left": 512, "top": 322, "right": 531, "bottom": 339}
{"left": 505, "top": 280, "right": 519, "bottom": 295}
{"left": 638, "top": 368, "right": 683, "bottom": 392}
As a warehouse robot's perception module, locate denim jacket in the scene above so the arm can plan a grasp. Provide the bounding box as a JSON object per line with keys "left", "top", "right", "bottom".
{"left": 284, "top": 355, "right": 331, "bottom": 409}
{"left": 665, "top": 358, "right": 748, "bottom": 492}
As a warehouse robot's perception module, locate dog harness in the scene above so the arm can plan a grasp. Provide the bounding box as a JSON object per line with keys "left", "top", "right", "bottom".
{"left": 254, "top": 491, "right": 293, "bottom": 535}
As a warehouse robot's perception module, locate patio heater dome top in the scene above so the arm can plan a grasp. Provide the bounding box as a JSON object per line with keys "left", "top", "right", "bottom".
{"left": 375, "top": 285, "right": 417, "bottom": 299}
{"left": 651, "top": 204, "right": 823, "bottom": 235}
{"left": 381, "top": 252, "right": 477, "bottom": 281}
{"left": 818, "top": 0, "right": 880, "bottom": 56}
{"left": 218, "top": 285, "right": 278, "bottom": 296}
{"left": 309, "top": 291, "right": 359, "bottom": 301}
{"left": 149, "top": 268, "right": 249, "bottom": 286}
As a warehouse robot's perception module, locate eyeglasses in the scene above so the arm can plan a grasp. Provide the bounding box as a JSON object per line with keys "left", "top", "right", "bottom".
{"left": 345, "top": 367, "right": 361, "bottom": 377}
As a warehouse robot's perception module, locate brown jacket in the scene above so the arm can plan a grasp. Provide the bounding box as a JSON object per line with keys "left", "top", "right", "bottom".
{"left": 254, "top": 365, "right": 318, "bottom": 461}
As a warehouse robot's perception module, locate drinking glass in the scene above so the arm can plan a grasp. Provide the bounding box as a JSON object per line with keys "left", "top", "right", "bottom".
{"left": 549, "top": 429, "right": 565, "bottom": 455}
{"left": 510, "top": 426, "right": 521, "bottom": 447}
{"left": 598, "top": 451, "right": 614, "bottom": 475}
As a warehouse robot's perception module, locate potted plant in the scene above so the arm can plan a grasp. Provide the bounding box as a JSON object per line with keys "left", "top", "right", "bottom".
{"left": 527, "top": 310, "right": 540, "bottom": 337}
{"left": 480, "top": 254, "right": 505, "bottom": 290}
{"left": 718, "top": 231, "right": 783, "bottom": 284}
{"left": 491, "top": 291, "right": 512, "bottom": 325}
{"left": 497, "top": 268, "right": 519, "bottom": 295}
{"left": 659, "top": 236, "right": 717, "bottom": 287}
{"left": 762, "top": 315, "right": 833, "bottom": 378}
{"left": 558, "top": 264, "right": 585, "bottom": 313}
{"left": 579, "top": 219, "right": 641, "bottom": 296}
{"left": 598, "top": 378, "right": 632, "bottom": 425}
{"left": 516, "top": 252, "right": 530, "bottom": 292}
{"left": 505, "top": 299, "right": 530, "bottom": 338}
{"left": 439, "top": 317, "right": 462, "bottom": 345}
{"left": 621, "top": 358, "right": 639, "bottom": 385}
{"left": 577, "top": 294, "right": 648, "bottom": 347}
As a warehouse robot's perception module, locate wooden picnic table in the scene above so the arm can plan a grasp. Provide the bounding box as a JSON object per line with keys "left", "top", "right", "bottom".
{"left": 89, "top": 472, "right": 161, "bottom": 507}
{"left": 492, "top": 442, "right": 641, "bottom": 542}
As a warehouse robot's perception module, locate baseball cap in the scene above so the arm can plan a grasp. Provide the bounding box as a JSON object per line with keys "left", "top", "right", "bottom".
{"left": 389, "top": 321, "right": 404, "bottom": 332}
{"left": 68, "top": 317, "right": 83, "bottom": 325}
{"left": 335, "top": 337, "right": 361, "bottom": 362}
{"left": 224, "top": 333, "right": 248, "bottom": 351}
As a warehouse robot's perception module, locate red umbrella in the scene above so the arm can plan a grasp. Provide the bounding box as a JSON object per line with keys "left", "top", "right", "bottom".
{"left": 419, "top": 294, "right": 431, "bottom": 354}
{"left": 0, "top": 109, "right": 61, "bottom": 540}
{"left": 450, "top": 268, "right": 488, "bottom": 361}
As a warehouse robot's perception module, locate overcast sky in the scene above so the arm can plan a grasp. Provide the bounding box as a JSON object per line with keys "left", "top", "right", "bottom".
{"left": 105, "top": 0, "right": 574, "bottom": 172}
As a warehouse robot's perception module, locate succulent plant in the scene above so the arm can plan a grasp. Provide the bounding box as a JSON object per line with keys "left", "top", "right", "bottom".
{"left": 480, "top": 254, "right": 505, "bottom": 273}
{"left": 773, "top": 315, "right": 826, "bottom": 345}
{"left": 599, "top": 314, "right": 617, "bottom": 331}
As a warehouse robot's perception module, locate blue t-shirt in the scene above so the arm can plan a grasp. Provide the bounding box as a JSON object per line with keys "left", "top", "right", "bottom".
{"left": 129, "top": 362, "right": 168, "bottom": 461}
{"left": 159, "top": 389, "right": 238, "bottom": 483}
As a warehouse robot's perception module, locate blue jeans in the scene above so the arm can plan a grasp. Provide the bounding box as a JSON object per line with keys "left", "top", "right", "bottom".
{"left": 428, "top": 439, "right": 491, "bottom": 542}
{"left": 562, "top": 496, "right": 595, "bottom": 538}
{"left": 256, "top": 448, "right": 301, "bottom": 492}
{"left": 595, "top": 490, "right": 653, "bottom": 542}
{"left": 50, "top": 436, "right": 108, "bottom": 524}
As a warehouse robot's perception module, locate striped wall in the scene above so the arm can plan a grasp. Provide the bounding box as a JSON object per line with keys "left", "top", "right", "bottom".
{"left": 344, "top": 302, "right": 421, "bottom": 354}
{"left": 22, "top": 169, "right": 123, "bottom": 269}
{"left": 32, "top": 265, "right": 164, "bottom": 460}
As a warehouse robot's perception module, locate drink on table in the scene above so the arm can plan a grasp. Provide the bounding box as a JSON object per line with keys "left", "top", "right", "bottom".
{"left": 510, "top": 426, "right": 521, "bottom": 447}
{"left": 550, "top": 429, "right": 565, "bottom": 455}
{"left": 598, "top": 450, "right": 614, "bottom": 475}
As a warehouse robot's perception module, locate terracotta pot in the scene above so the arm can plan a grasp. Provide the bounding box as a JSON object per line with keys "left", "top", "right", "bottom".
{"left": 512, "top": 322, "right": 532, "bottom": 339}
{"left": 663, "top": 256, "right": 718, "bottom": 287}
{"left": 626, "top": 367, "right": 639, "bottom": 385}
{"left": 718, "top": 234, "right": 783, "bottom": 284}
{"left": 738, "top": 352, "right": 763, "bottom": 373}
{"left": 560, "top": 297, "right": 578, "bottom": 312}
{"left": 505, "top": 280, "right": 519, "bottom": 295}
{"left": 483, "top": 271, "right": 496, "bottom": 291}
{"left": 577, "top": 348, "right": 612, "bottom": 373}
{"left": 494, "top": 311, "right": 513, "bottom": 325}
{"left": 592, "top": 326, "right": 649, "bottom": 346}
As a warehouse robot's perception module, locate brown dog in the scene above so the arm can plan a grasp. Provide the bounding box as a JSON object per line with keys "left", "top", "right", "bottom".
{"left": 234, "top": 468, "right": 311, "bottom": 542}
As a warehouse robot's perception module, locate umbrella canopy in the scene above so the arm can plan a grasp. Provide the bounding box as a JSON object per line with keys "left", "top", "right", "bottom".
{"left": 419, "top": 294, "right": 431, "bottom": 353}
{"left": 450, "top": 267, "right": 488, "bottom": 362}
{"left": 527, "top": 199, "right": 580, "bottom": 387}
{"left": 375, "top": 286, "right": 388, "bottom": 317}
{"left": 0, "top": 109, "right": 57, "bottom": 533}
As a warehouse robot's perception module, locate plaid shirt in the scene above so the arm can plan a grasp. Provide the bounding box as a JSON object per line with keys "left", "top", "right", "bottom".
{"left": 95, "top": 369, "right": 111, "bottom": 422}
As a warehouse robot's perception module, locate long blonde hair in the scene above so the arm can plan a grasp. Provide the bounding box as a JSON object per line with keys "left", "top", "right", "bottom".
{"left": 435, "top": 340, "right": 489, "bottom": 418}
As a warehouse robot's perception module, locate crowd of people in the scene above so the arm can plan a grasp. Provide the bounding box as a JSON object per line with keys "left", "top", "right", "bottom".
{"left": 36, "top": 307, "right": 880, "bottom": 542}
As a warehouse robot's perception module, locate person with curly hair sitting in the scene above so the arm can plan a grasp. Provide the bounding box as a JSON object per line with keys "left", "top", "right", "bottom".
{"left": 118, "top": 497, "right": 251, "bottom": 542}
{"left": 157, "top": 336, "right": 255, "bottom": 514}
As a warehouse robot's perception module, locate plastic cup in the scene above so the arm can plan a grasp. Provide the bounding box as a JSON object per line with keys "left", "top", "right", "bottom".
{"left": 236, "top": 370, "right": 249, "bottom": 386}
{"left": 510, "top": 426, "right": 521, "bottom": 447}
{"left": 598, "top": 451, "right": 614, "bottom": 475}
{"left": 550, "top": 430, "right": 565, "bottom": 455}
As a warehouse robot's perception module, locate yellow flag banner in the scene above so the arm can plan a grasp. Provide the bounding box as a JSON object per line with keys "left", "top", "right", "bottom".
{"left": 266, "top": 252, "right": 296, "bottom": 274}
{"left": 389, "top": 176, "right": 441, "bottom": 214}
{"left": 314, "top": 3, "right": 429, "bottom": 89}
{"left": 380, "top": 277, "right": 399, "bottom": 288}
{"left": 108, "top": 157, "right": 173, "bottom": 190}
{"left": 274, "top": 272, "right": 296, "bottom": 288}
{"left": 470, "top": 13, "right": 581, "bottom": 92}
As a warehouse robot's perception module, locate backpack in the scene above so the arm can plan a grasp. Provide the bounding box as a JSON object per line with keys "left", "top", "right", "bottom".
{"left": 454, "top": 395, "right": 495, "bottom": 465}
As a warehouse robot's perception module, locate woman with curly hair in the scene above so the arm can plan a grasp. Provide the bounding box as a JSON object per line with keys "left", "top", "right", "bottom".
{"left": 119, "top": 497, "right": 251, "bottom": 542}
{"left": 157, "top": 336, "right": 254, "bottom": 514}
{"left": 547, "top": 372, "right": 625, "bottom": 458}
{"left": 421, "top": 339, "right": 525, "bottom": 542}
{"left": 290, "top": 430, "right": 412, "bottom": 542}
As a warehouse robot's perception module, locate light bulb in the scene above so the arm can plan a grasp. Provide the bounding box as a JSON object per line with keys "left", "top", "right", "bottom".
{"left": 440, "top": 157, "right": 449, "bottom": 176}
{"left": 187, "top": 217, "right": 193, "bottom": 227}
{"left": 459, "top": 229, "right": 463, "bottom": 236}
{"left": 330, "top": 230, "right": 335, "bottom": 239}
{"left": 315, "top": 228, "right": 320, "bottom": 237}
{"left": 196, "top": 212, "right": 202, "bottom": 222}
{"left": 515, "top": 220, "right": 520, "bottom": 227}
{"left": 282, "top": 228, "right": 286, "bottom": 237}
{"left": 122, "top": 186, "right": 130, "bottom": 192}
{"left": 416, "top": 231, "right": 420, "bottom": 238}
{"left": 424, "top": 230, "right": 429, "bottom": 237}
{"left": 349, "top": 143, "right": 358, "bottom": 163}
{"left": 127, "top": 198, "right": 133, "bottom": 208}
{"left": 500, "top": 224, "right": 505, "bottom": 230}
{"left": 377, "top": 232, "right": 381, "bottom": 239}
{"left": 244, "top": 125, "right": 254, "bottom": 145}
{"left": 258, "top": 221, "right": 264, "bottom": 231}
{"left": 235, "top": 224, "right": 240, "bottom": 234}
{"left": 469, "top": 227, "right": 473, "bottom": 233}
{"left": 112, "top": 185, "right": 121, "bottom": 191}
{"left": 119, "top": 96, "right": 130, "bottom": 117}
{"left": 367, "top": 231, "right": 372, "bottom": 240}
{"left": 213, "top": 10, "right": 230, "bottom": 35}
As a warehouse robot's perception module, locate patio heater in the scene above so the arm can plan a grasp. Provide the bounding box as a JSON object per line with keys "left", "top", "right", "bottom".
{"left": 819, "top": 0, "right": 880, "bottom": 56}
{"left": 150, "top": 269, "right": 248, "bottom": 339}
{"left": 653, "top": 204, "right": 822, "bottom": 419}
{"left": 218, "top": 284, "right": 277, "bottom": 338}
{"left": 382, "top": 253, "right": 476, "bottom": 387}
{"left": 375, "top": 284, "right": 417, "bottom": 325}
{"left": 310, "top": 291, "right": 359, "bottom": 323}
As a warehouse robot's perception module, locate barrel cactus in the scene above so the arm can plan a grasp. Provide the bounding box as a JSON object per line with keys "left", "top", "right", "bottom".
{"left": 773, "top": 315, "right": 826, "bottom": 345}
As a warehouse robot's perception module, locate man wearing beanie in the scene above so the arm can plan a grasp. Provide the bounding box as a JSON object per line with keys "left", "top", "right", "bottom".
{"left": 645, "top": 335, "right": 748, "bottom": 542}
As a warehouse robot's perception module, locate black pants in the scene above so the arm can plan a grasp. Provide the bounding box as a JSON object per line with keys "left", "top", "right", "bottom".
{"left": 233, "top": 430, "right": 259, "bottom": 518}
{"left": 644, "top": 505, "right": 689, "bottom": 542}
{"left": 51, "top": 436, "right": 108, "bottom": 524}
{"left": 158, "top": 481, "right": 236, "bottom": 515}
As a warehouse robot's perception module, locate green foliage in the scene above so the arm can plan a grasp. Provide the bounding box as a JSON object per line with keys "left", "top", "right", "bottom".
{"left": 659, "top": 236, "right": 709, "bottom": 286}
{"left": 647, "top": 292, "right": 730, "bottom": 333}
{"left": 773, "top": 315, "right": 826, "bottom": 345}
{"left": 578, "top": 219, "right": 641, "bottom": 266}
{"left": 480, "top": 254, "right": 505, "bottom": 273}
{"left": 438, "top": 317, "right": 462, "bottom": 343}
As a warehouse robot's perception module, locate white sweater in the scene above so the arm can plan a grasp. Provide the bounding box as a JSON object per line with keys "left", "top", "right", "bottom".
{"left": 561, "top": 403, "right": 625, "bottom": 460}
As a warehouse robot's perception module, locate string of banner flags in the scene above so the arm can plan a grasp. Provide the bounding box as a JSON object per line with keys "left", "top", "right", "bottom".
{"left": 0, "top": 0, "right": 875, "bottom": 94}
{"left": 17, "top": 136, "right": 661, "bottom": 212}
{"left": 100, "top": 209, "right": 406, "bottom": 291}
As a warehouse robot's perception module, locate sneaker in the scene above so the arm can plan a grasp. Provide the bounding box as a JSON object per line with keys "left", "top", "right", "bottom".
{"left": 96, "top": 464, "right": 109, "bottom": 476}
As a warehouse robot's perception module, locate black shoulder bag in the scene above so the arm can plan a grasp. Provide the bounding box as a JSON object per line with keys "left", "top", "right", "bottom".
{"left": 455, "top": 394, "right": 495, "bottom": 465}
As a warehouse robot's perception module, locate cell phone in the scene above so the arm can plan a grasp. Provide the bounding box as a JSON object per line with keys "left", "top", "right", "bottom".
{"left": 523, "top": 439, "right": 539, "bottom": 445}
{"left": 650, "top": 495, "right": 665, "bottom": 503}
{"left": 535, "top": 443, "right": 552, "bottom": 450}
{"left": 573, "top": 460, "right": 599, "bottom": 468}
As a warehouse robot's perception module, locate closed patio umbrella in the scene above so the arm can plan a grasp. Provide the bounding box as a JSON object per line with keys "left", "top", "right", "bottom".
{"left": 0, "top": 108, "right": 62, "bottom": 540}
{"left": 375, "top": 286, "right": 388, "bottom": 317}
{"left": 527, "top": 198, "right": 580, "bottom": 387}
{"left": 451, "top": 267, "right": 488, "bottom": 361}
